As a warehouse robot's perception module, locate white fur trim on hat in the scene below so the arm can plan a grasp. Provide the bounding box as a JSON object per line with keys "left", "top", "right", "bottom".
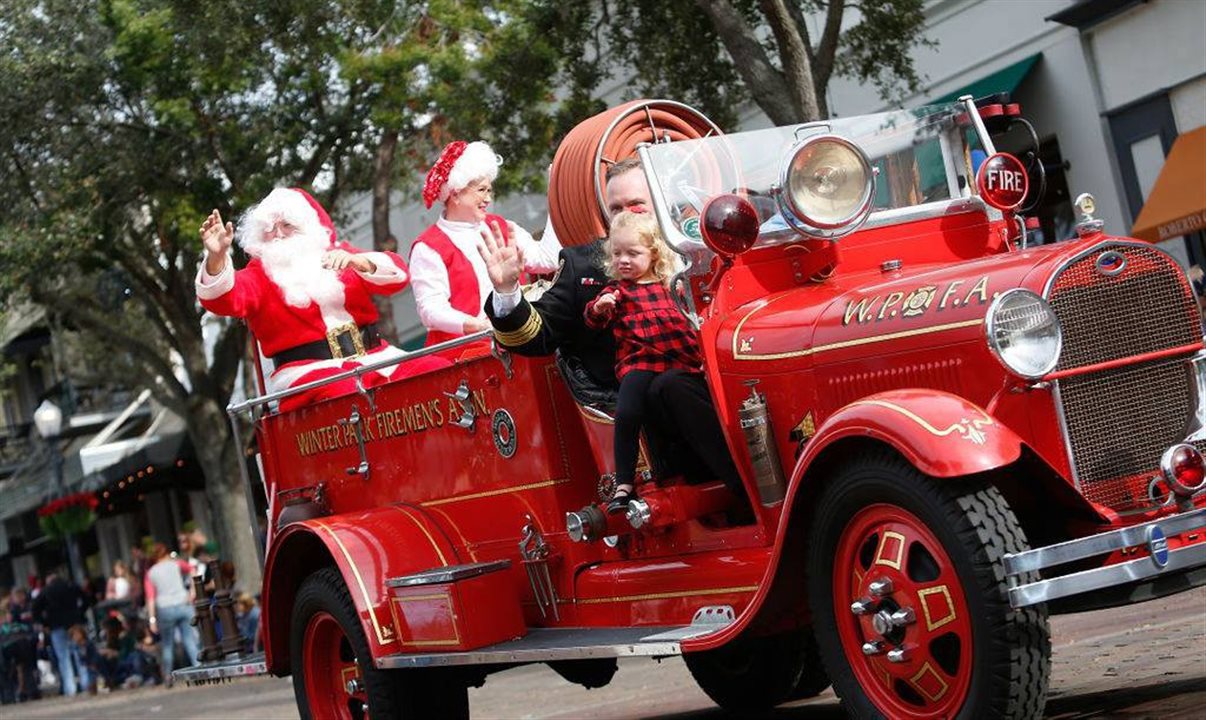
{"left": 237, "top": 188, "right": 326, "bottom": 255}
{"left": 441, "top": 141, "right": 502, "bottom": 204}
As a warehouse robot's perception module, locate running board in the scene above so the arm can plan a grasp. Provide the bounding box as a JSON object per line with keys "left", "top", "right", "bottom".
{"left": 173, "top": 651, "right": 268, "bottom": 684}
{"left": 376, "top": 625, "right": 700, "bottom": 669}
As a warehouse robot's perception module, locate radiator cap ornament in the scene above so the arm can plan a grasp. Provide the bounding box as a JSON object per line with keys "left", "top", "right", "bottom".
{"left": 1074, "top": 192, "right": 1104, "bottom": 238}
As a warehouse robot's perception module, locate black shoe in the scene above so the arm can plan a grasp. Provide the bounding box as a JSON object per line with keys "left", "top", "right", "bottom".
{"left": 606, "top": 486, "right": 635, "bottom": 515}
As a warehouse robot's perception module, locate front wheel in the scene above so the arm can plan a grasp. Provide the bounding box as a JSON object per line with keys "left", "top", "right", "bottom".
{"left": 806, "top": 452, "right": 1050, "bottom": 719}
{"left": 290, "top": 567, "right": 468, "bottom": 720}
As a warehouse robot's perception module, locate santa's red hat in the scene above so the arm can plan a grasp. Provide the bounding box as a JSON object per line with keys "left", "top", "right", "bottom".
{"left": 422, "top": 140, "right": 502, "bottom": 209}
{"left": 237, "top": 187, "right": 338, "bottom": 255}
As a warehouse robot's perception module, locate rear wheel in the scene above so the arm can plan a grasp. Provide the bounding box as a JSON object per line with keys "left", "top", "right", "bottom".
{"left": 684, "top": 627, "right": 829, "bottom": 711}
{"left": 291, "top": 567, "right": 468, "bottom": 720}
{"left": 806, "top": 452, "right": 1050, "bottom": 719}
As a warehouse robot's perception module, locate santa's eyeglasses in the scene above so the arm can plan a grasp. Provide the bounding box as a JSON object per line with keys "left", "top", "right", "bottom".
{"left": 265, "top": 219, "right": 299, "bottom": 240}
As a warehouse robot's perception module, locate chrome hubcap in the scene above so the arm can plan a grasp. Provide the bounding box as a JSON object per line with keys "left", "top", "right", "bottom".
{"left": 849, "top": 576, "right": 916, "bottom": 658}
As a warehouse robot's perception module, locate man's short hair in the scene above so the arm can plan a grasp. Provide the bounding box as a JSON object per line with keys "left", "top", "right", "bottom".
{"left": 605, "top": 157, "right": 642, "bottom": 183}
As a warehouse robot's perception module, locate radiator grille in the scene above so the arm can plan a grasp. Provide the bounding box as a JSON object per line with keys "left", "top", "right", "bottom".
{"left": 1058, "top": 356, "right": 1194, "bottom": 511}
{"left": 1047, "top": 245, "right": 1199, "bottom": 371}
{"left": 1047, "top": 244, "right": 1202, "bottom": 512}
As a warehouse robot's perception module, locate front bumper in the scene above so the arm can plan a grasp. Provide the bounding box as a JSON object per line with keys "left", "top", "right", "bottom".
{"left": 1004, "top": 507, "right": 1206, "bottom": 608}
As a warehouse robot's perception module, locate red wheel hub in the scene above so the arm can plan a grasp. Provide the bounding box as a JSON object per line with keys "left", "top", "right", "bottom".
{"left": 833, "top": 504, "right": 974, "bottom": 718}
{"left": 302, "top": 611, "right": 368, "bottom": 720}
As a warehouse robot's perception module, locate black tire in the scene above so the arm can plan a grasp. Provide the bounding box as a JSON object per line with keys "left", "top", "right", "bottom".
{"left": 684, "top": 627, "right": 829, "bottom": 712}
{"left": 805, "top": 451, "right": 1050, "bottom": 719}
{"left": 290, "top": 567, "right": 469, "bottom": 720}
{"left": 787, "top": 629, "right": 830, "bottom": 700}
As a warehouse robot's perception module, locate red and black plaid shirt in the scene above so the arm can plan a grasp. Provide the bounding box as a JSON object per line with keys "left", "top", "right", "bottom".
{"left": 585, "top": 280, "right": 702, "bottom": 379}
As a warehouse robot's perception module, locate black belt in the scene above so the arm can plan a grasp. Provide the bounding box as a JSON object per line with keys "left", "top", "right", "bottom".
{"left": 272, "top": 323, "right": 382, "bottom": 369}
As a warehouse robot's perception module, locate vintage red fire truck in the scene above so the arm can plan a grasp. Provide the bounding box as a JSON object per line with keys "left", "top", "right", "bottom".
{"left": 178, "top": 97, "right": 1206, "bottom": 720}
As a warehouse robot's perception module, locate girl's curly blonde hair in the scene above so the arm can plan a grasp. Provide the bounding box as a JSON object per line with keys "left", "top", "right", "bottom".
{"left": 604, "top": 210, "right": 676, "bottom": 286}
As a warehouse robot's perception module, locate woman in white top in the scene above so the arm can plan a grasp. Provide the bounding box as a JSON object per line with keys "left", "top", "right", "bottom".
{"left": 105, "top": 560, "right": 132, "bottom": 601}
{"left": 410, "top": 140, "right": 560, "bottom": 346}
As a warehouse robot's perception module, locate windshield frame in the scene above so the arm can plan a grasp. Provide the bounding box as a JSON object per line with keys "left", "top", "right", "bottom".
{"left": 639, "top": 96, "right": 999, "bottom": 320}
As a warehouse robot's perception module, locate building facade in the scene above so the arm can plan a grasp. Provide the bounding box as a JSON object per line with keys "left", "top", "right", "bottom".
{"left": 0, "top": 314, "right": 207, "bottom": 592}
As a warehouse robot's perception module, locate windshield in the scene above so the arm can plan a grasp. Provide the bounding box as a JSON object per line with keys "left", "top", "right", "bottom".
{"left": 641, "top": 102, "right": 985, "bottom": 260}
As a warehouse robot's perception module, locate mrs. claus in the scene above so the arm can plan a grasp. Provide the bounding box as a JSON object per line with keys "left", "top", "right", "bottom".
{"left": 410, "top": 140, "right": 560, "bottom": 346}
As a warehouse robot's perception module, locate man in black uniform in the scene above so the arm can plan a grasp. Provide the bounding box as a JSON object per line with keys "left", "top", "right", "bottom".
{"left": 482, "top": 159, "right": 744, "bottom": 497}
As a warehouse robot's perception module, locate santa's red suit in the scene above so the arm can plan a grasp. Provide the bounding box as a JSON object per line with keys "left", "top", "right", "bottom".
{"left": 196, "top": 188, "right": 436, "bottom": 410}
{"left": 410, "top": 140, "right": 560, "bottom": 347}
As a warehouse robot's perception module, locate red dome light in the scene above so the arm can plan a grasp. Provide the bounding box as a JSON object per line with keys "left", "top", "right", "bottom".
{"left": 1162, "top": 443, "right": 1206, "bottom": 496}
{"left": 701, "top": 193, "right": 759, "bottom": 258}
{"left": 976, "top": 152, "right": 1028, "bottom": 211}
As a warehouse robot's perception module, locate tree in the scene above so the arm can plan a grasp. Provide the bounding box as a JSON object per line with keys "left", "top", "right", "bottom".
{"left": 565, "top": 0, "right": 935, "bottom": 128}
{"left": 0, "top": 0, "right": 586, "bottom": 591}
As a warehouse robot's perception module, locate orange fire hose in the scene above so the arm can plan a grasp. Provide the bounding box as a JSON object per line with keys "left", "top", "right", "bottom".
{"left": 548, "top": 99, "right": 721, "bottom": 247}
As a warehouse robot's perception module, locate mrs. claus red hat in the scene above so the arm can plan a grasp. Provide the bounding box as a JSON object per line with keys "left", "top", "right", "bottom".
{"left": 422, "top": 140, "right": 502, "bottom": 209}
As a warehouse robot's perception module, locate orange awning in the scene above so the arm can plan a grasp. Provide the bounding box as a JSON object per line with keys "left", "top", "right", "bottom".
{"left": 1131, "top": 125, "right": 1206, "bottom": 242}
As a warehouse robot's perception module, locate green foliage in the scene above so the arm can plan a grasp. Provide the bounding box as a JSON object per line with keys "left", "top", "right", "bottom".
{"left": 585, "top": 0, "right": 753, "bottom": 130}
{"left": 837, "top": 0, "right": 937, "bottom": 107}
{"left": 555, "top": 0, "right": 935, "bottom": 125}
{"left": 0, "top": 0, "right": 583, "bottom": 413}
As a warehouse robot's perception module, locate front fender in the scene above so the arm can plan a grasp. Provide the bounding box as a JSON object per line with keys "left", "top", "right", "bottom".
{"left": 261, "top": 504, "right": 459, "bottom": 674}
{"left": 795, "top": 389, "right": 1023, "bottom": 479}
{"left": 682, "top": 389, "right": 1022, "bottom": 654}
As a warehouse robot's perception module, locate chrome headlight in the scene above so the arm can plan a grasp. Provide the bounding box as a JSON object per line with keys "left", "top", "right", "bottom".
{"left": 986, "top": 289, "right": 1062, "bottom": 379}
{"left": 778, "top": 134, "right": 874, "bottom": 239}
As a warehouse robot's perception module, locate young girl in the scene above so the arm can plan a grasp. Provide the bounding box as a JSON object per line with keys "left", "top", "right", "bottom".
{"left": 585, "top": 210, "right": 701, "bottom": 514}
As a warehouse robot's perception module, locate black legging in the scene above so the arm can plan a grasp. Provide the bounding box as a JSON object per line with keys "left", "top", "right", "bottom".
{"left": 646, "top": 370, "right": 743, "bottom": 496}
{"left": 613, "top": 370, "right": 658, "bottom": 487}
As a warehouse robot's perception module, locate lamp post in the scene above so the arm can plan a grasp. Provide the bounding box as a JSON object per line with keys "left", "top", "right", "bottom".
{"left": 34, "top": 398, "right": 84, "bottom": 586}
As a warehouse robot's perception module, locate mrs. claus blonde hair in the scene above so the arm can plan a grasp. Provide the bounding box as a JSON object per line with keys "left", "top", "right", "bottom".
{"left": 605, "top": 210, "right": 676, "bottom": 286}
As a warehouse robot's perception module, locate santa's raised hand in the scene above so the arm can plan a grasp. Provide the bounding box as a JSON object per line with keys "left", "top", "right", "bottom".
{"left": 477, "top": 218, "right": 524, "bottom": 294}
{"left": 200, "top": 209, "right": 234, "bottom": 274}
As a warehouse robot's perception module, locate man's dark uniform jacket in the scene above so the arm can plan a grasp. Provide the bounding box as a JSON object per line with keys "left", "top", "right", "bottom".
{"left": 485, "top": 240, "right": 618, "bottom": 400}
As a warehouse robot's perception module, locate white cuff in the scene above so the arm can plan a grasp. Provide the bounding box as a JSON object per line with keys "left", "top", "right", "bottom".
{"left": 196, "top": 254, "right": 234, "bottom": 300}
{"left": 356, "top": 251, "right": 408, "bottom": 285}
{"left": 492, "top": 286, "right": 523, "bottom": 317}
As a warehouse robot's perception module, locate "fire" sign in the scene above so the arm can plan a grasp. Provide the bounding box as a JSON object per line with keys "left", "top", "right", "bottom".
{"left": 976, "top": 152, "right": 1029, "bottom": 211}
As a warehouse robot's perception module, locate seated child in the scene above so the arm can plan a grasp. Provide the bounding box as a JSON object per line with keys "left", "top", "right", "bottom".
{"left": 235, "top": 593, "right": 262, "bottom": 653}
{"left": 67, "top": 625, "right": 101, "bottom": 694}
{"left": 584, "top": 209, "right": 702, "bottom": 514}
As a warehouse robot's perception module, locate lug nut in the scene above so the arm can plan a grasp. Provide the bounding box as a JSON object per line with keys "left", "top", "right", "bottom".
{"left": 868, "top": 578, "right": 894, "bottom": 597}
{"left": 872, "top": 610, "right": 894, "bottom": 636}
{"left": 887, "top": 647, "right": 909, "bottom": 663}
{"left": 890, "top": 607, "right": 916, "bottom": 626}
{"left": 346, "top": 677, "right": 364, "bottom": 694}
{"left": 862, "top": 640, "right": 884, "bottom": 655}
{"left": 850, "top": 598, "right": 875, "bottom": 615}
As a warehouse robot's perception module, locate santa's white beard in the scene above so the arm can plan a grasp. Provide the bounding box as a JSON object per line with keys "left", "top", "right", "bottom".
{"left": 256, "top": 231, "right": 346, "bottom": 310}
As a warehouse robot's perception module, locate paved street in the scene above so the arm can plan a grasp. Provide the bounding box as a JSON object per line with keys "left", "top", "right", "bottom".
{"left": 8, "top": 587, "right": 1204, "bottom": 719}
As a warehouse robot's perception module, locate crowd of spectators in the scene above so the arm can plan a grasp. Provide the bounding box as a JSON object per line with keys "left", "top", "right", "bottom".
{"left": 0, "top": 528, "right": 261, "bottom": 704}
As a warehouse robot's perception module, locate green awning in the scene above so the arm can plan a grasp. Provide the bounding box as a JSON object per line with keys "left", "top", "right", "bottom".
{"left": 933, "top": 54, "right": 1042, "bottom": 105}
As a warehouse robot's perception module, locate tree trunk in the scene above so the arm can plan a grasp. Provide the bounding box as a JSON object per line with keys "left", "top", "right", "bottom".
{"left": 370, "top": 129, "right": 400, "bottom": 345}
{"left": 760, "top": 0, "right": 821, "bottom": 121}
{"left": 694, "top": 0, "right": 801, "bottom": 125}
{"left": 187, "top": 396, "right": 263, "bottom": 595}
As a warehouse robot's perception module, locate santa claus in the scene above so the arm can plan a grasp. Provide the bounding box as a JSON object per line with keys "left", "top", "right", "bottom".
{"left": 409, "top": 140, "right": 561, "bottom": 346}
{"left": 196, "top": 187, "right": 423, "bottom": 410}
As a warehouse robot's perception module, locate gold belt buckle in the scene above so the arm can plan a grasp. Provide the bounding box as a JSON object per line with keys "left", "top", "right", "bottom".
{"left": 325, "top": 322, "right": 365, "bottom": 359}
